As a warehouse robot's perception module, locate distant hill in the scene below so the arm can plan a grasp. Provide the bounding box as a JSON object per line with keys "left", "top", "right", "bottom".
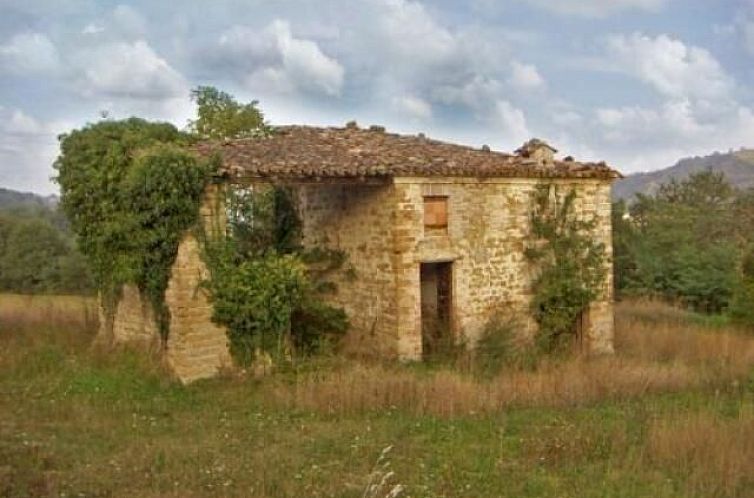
{"left": 613, "top": 149, "right": 754, "bottom": 201}
{"left": 0, "top": 188, "right": 58, "bottom": 211}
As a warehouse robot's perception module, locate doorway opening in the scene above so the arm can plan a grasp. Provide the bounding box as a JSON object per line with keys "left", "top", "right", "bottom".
{"left": 420, "top": 261, "right": 453, "bottom": 358}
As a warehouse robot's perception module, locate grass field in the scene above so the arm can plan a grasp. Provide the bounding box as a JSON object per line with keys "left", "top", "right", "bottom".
{"left": 1, "top": 294, "right": 753, "bottom": 497}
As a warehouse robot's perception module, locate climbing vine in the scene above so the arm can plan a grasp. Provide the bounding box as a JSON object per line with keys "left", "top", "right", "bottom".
{"left": 54, "top": 118, "right": 211, "bottom": 341}
{"left": 525, "top": 184, "right": 606, "bottom": 352}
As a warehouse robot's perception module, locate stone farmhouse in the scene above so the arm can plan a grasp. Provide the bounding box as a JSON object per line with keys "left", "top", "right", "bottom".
{"left": 98, "top": 123, "right": 621, "bottom": 383}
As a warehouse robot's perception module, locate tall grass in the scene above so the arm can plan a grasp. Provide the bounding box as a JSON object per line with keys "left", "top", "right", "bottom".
{"left": 616, "top": 299, "right": 754, "bottom": 373}
{"left": 648, "top": 408, "right": 754, "bottom": 497}
{"left": 2, "top": 294, "right": 753, "bottom": 497}
{"left": 0, "top": 294, "right": 98, "bottom": 375}
{"left": 268, "top": 357, "right": 700, "bottom": 417}
{"left": 266, "top": 300, "right": 754, "bottom": 417}
{"left": 0, "top": 293, "right": 97, "bottom": 333}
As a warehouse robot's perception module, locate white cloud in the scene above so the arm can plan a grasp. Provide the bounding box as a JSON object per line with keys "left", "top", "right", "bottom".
{"left": 391, "top": 95, "right": 432, "bottom": 120}
{"left": 551, "top": 109, "right": 582, "bottom": 126}
{"left": 605, "top": 33, "right": 733, "bottom": 100}
{"left": 588, "top": 99, "right": 754, "bottom": 173}
{"left": 76, "top": 40, "right": 188, "bottom": 100}
{"left": 508, "top": 60, "right": 545, "bottom": 91}
{"left": 0, "top": 32, "right": 59, "bottom": 75}
{"left": 79, "top": 5, "right": 147, "bottom": 40}
{"left": 0, "top": 108, "right": 69, "bottom": 194}
{"left": 82, "top": 23, "right": 105, "bottom": 35}
{"left": 5, "top": 109, "right": 46, "bottom": 135}
{"left": 596, "top": 100, "right": 707, "bottom": 144}
{"left": 111, "top": 4, "right": 147, "bottom": 38}
{"left": 522, "top": 0, "right": 667, "bottom": 17}
{"left": 433, "top": 75, "right": 503, "bottom": 109}
{"left": 217, "top": 20, "right": 344, "bottom": 97}
{"left": 374, "top": 0, "right": 458, "bottom": 65}
{"left": 491, "top": 100, "right": 531, "bottom": 147}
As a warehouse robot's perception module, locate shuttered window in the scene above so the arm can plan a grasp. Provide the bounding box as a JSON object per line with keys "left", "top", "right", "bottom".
{"left": 424, "top": 196, "right": 448, "bottom": 230}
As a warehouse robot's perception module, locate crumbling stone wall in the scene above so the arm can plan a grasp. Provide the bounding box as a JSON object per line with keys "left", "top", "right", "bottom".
{"left": 98, "top": 174, "right": 614, "bottom": 379}
{"left": 97, "top": 183, "right": 230, "bottom": 383}
{"left": 164, "top": 233, "right": 231, "bottom": 382}
{"left": 96, "top": 284, "right": 158, "bottom": 346}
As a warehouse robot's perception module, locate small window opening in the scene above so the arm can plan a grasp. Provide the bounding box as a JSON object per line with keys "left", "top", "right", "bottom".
{"left": 424, "top": 196, "right": 448, "bottom": 232}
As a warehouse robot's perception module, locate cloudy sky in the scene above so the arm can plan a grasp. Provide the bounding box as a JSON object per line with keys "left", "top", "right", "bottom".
{"left": 1, "top": 0, "right": 754, "bottom": 194}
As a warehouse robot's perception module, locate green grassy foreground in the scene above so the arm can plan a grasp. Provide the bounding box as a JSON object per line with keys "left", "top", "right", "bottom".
{"left": 1, "top": 294, "right": 753, "bottom": 497}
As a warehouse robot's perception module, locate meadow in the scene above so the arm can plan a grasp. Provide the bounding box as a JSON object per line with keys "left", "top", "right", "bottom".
{"left": 1, "top": 294, "right": 753, "bottom": 497}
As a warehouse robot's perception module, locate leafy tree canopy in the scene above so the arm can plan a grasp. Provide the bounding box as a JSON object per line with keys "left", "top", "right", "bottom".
{"left": 0, "top": 214, "right": 93, "bottom": 294}
{"left": 188, "top": 86, "right": 271, "bottom": 140}
{"left": 613, "top": 170, "right": 754, "bottom": 315}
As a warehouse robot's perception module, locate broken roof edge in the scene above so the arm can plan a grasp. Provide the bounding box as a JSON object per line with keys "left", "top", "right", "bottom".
{"left": 196, "top": 124, "right": 623, "bottom": 181}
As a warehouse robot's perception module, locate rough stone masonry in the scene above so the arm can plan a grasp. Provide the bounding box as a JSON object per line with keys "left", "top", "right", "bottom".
{"left": 98, "top": 124, "right": 621, "bottom": 383}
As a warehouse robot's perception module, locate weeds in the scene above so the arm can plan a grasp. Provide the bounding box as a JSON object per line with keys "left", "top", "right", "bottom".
{"left": 361, "top": 446, "right": 404, "bottom": 498}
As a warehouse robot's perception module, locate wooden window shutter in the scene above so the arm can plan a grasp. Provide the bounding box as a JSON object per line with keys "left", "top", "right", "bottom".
{"left": 424, "top": 196, "right": 448, "bottom": 229}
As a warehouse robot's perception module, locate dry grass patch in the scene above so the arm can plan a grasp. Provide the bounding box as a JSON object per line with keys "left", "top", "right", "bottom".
{"left": 1, "top": 294, "right": 753, "bottom": 497}
{"left": 616, "top": 299, "right": 754, "bottom": 378}
{"left": 267, "top": 357, "right": 697, "bottom": 417}
{"left": 0, "top": 293, "right": 97, "bottom": 333}
{"left": 647, "top": 407, "right": 754, "bottom": 497}
{"left": 265, "top": 299, "right": 754, "bottom": 418}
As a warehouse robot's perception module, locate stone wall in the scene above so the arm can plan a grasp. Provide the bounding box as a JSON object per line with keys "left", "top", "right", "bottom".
{"left": 298, "top": 177, "right": 614, "bottom": 358}
{"left": 164, "top": 233, "right": 231, "bottom": 382}
{"left": 98, "top": 175, "right": 614, "bottom": 379}
{"left": 296, "top": 182, "right": 400, "bottom": 356}
{"left": 392, "top": 177, "right": 614, "bottom": 357}
{"left": 96, "top": 284, "right": 159, "bottom": 346}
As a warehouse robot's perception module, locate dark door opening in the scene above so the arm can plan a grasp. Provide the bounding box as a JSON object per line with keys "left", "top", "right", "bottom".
{"left": 420, "top": 262, "right": 452, "bottom": 357}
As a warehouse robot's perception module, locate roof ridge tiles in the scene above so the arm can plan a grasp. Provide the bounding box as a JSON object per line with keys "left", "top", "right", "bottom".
{"left": 194, "top": 125, "right": 621, "bottom": 181}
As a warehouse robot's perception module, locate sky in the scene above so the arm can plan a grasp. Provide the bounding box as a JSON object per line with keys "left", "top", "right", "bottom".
{"left": 1, "top": 0, "right": 754, "bottom": 194}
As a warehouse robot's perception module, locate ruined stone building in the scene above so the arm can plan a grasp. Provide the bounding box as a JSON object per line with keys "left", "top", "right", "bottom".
{"left": 99, "top": 124, "right": 620, "bottom": 383}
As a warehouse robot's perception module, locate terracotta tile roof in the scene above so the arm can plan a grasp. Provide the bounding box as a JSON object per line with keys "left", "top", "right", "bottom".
{"left": 194, "top": 125, "right": 621, "bottom": 181}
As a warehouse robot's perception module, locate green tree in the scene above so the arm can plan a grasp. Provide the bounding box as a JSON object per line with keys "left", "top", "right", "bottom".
{"left": 53, "top": 87, "right": 346, "bottom": 358}
{"left": 0, "top": 206, "right": 94, "bottom": 294}
{"left": 730, "top": 247, "right": 754, "bottom": 328}
{"left": 188, "top": 86, "right": 270, "bottom": 140}
{"left": 619, "top": 170, "right": 739, "bottom": 312}
{"left": 206, "top": 187, "right": 347, "bottom": 364}
{"left": 611, "top": 199, "right": 637, "bottom": 295}
{"left": 54, "top": 118, "right": 191, "bottom": 293}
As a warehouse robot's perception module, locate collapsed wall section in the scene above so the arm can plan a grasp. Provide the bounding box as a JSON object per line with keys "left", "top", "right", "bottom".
{"left": 164, "top": 233, "right": 231, "bottom": 382}
{"left": 96, "top": 183, "right": 232, "bottom": 383}
{"left": 96, "top": 284, "right": 158, "bottom": 346}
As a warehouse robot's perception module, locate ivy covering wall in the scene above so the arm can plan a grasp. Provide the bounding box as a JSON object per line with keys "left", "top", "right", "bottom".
{"left": 54, "top": 87, "right": 348, "bottom": 363}
{"left": 54, "top": 118, "right": 211, "bottom": 340}
{"left": 525, "top": 185, "right": 606, "bottom": 351}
